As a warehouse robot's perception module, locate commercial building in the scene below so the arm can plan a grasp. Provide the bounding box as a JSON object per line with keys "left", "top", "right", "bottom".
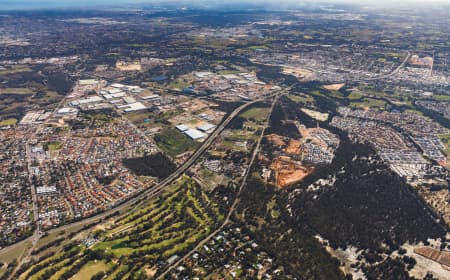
{"left": 184, "top": 128, "right": 207, "bottom": 140}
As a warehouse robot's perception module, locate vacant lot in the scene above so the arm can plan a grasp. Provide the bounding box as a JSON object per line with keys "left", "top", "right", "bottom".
{"left": 0, "top": 118, "right": 17, "bottom": 127}
{"left": 271, "top": 157, "right": 314, "bottom": 188}
{"left": 301, "top": 108, "right": 329, "bottom": 121}
{"left": 0, "top": 88, "right": 33, "bottom": 95}
{"left": 323, "top": 83, "right": 345, "bottom": 91}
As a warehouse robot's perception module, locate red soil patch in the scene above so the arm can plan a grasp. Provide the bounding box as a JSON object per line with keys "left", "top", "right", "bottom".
{"left": 414, "top": 247, "right": 450, "bottom": 269}
{"left": 285, "top": 139, "right": 302, "bottom": 154}
{"left": 266, "top": 134, "right": 286, "bottom": 147}
{"left": 271, "top": 156, "right": 313, "bottom": 188}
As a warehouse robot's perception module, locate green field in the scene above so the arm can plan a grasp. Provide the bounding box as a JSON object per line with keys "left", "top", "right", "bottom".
{"left": 347, "top": 91, "right": 363, "bottom": 100}
{"left": 439, "top": 134, "right": 450, "bottom": 156}
{"left": 287, "top": 94, "right": 314, "bottom": 104}
{"left": 247, "top": 45, "right": 268, "bottom": 50}
{"left": 0, "top": 66, "right": 32, "bottom": 75}
{"left": 350, "top": 98, "right": 387, "bottom": 109}
{"left": 218, "top": 70, "right": 241, "bottom": 75}
{"left": 16, "top": 176, "right": 224, "bottom": 279}
{"left": 326, "top": 90, "right": 345, "bottom": 99}
{"left": 309, "top": 89, "right": 345, "bottom": 100}
{"left": 155, "top": 127, "right": 199, "bottom": 157}
{"left": 168, "top": 79, "right": 192, "bottom": 90}
{"left": 0, "top": 118, "right": 17, "bottom": 127}
{"left": 432, "top": 94, "right": 450, "bottom": 102}
{"left": 226, "top": 129, "right": 258, "bottom": 142}
{"left": 125, "top": 111, "right": 149, "bottom": 123}
{"left": 198, "top": 168, "right": 230, "bottom": 191}
{"left": 240, "top": 107, "right": 271, "bottom": 122}
{"left": 44, "top": 141, "right": 62, "bottom": 151}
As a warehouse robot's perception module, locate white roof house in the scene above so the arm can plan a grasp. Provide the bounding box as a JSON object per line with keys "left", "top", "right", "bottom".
{"left": 184, "top": 129, "right": 207, "bottom": 140}
{"left": 57, "top": 107, "right": 78, "bottom": 115}
{"left": 123, "top": 96, "right": 137, "bottom": 104}
{"left": 111, "top": 83, "right": 126, "bottom": 88}
{"left": 79, "top": 79, "right": 99, "bottom": 86}
{"left": 124, "top": 102, "right": 146, "bottom": 112}
{"left": 197, "top": 123, "right": 216, "bottom": 132}
{"left": 176, "top": 124, "right": 189, "bottom": 132}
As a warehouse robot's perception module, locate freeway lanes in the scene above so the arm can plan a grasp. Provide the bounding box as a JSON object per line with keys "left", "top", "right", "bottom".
{"left": 48, "top": 96, "right": 264, "bottom": 232}
{"left": 1, "top": 87, "right": 289, "bottom": 280}
{"left": 0, "top": 89, "right": 283, "bottom": 261}
{"left": 359, "top": 51, "right": 411, "bottom": 82}
{"left": 157, "top": 92, "right": 284, "bottom": 279}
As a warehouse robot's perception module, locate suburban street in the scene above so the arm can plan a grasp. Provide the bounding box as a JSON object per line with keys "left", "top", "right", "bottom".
{"left": 0, "top": 88, "right": 287, "bottom": 272}
{"left": 157, "top": 92, "right": 284, "bottom": 279}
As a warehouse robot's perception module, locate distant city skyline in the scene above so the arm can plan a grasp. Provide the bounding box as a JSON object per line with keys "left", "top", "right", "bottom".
{"left": 0, "top": 0, "right": 449, "bottom": 10}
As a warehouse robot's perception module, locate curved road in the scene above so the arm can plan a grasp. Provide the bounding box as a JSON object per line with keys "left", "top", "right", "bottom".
{"left": 157, "top": 92, "right": 284, "bottom": 279}
{"left": 0, "top": 89, "right": 285, "bottom": 274}
{"left": 358, "top": 51, "right": 410, "bottom": 82}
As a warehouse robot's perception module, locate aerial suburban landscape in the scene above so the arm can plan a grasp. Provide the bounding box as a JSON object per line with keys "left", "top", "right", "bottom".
{"left": 0, "top": 0, "right": 449, "bottom": 279}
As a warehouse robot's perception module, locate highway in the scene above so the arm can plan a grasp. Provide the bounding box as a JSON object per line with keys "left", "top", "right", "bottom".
{"left": 0, "top": 88, "right": 284, "bottom": 267}
{"left": 157, "top": 92, "right": 284, "bottom": 279}
{"left": 45, "top": 89, "right": 287, "bottom": 234}
{"left": 359, "top": 51, "right": 411, "bottom": 82}
{"left": 5, "top": 95, "right": 72, "bottom": 280}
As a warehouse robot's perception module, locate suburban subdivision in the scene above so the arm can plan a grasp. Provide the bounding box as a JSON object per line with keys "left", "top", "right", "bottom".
{"left": 0, "top": 1, "right": 449, "bottom": 279}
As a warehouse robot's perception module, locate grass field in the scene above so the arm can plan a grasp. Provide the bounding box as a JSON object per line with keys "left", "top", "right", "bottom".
{"left": 44, "top": 141, "right": 62, "bottom": 151}
{"left": 221, "top": 140, "right": 247, "bottom": 152}
{"left": 155, "top": 127, "right": 199, "bottom": 157}
{"left": 0, "top": 266, "right": 6, "bottom": 279}
{"left": 218, "top": 70, "right": 241, "bottom": 75}
{"left": 309, "top": 89, "right": 345, "bottom": 100}
{"left": 0, "top": 88, "right": 33, "bottom": 95}
{"left": 168, "top": 79, "right": 192, "bottom": 90}
{"left": 71, "top": 261, "right": 110, "bottom": 280}
{"left": 0, "top": 66, "right": 32, "bottom": 75}
{"left": 240, "top": 107, "right": 271, "bottom": 122}
{"left": 287, "top": 94, "right": 314, "bottom": 104}
{"left": 347, "top": 91, "right": 363, "bottom": 100}
{"left": 198, "top": 168, "right": 230, "bottom": 191}
{"left": 0, "top": 240, "right": 32, "bottom": 265}
{"left": 0, "top": 118, "right": 17, "bottom": 127}
{"left": 350, "top": 98, "right": 387, "bottom": 109}
{"left": 35, "top": 223, "right": 86, "bottom": 252}
{"left": 246, "top": 45, "right": 268, "bottom": 50}
{"left": 439, "top": 134, "right": 450, "bottom": 156}
{"left": 16, "top": 176, "right": 224, "bottom": 279}
{"left": 326, "top": 90, "right": 345, "bottom": 99}
{"left": 125, "top": 111, "right": 148, "bottom": 122}
{"left": 226, "top": 129, "right": 258, "bottom": 142}
{"left": 432, "top": 94, "right": 450, "bottom": 102}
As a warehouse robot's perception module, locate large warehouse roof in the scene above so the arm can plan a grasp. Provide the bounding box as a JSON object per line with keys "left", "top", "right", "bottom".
{"left": 184, "top": 128, "right": 207, "bottom": 140}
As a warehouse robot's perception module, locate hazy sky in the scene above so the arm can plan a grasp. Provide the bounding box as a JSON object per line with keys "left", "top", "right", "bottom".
{"left": 0, "top": 0, "right": 449, "bottom": 10}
